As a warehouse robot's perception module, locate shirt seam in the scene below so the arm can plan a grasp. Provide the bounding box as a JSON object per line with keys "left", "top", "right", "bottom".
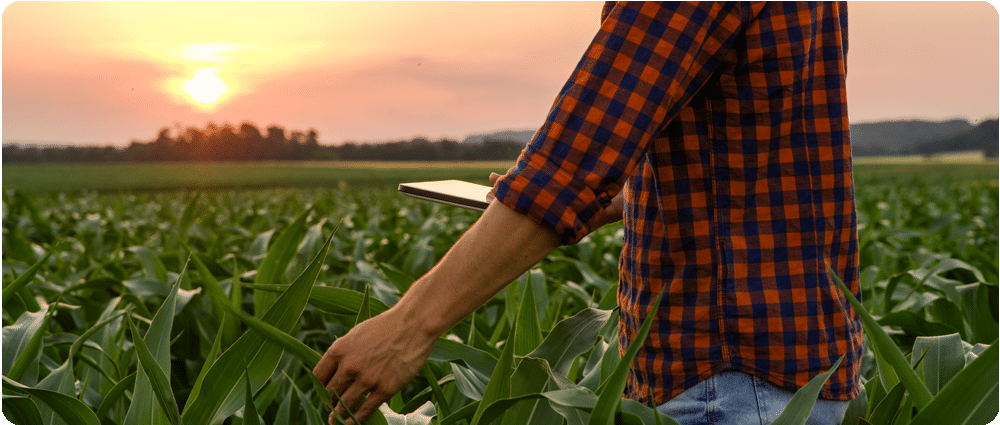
{"left": 706, "top": 100, "right": 732, "bottom": 367}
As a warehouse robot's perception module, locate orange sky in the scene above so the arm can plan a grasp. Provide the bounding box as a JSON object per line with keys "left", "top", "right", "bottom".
{"left": 3, "top": 1, "right": 998, "bottom": 146}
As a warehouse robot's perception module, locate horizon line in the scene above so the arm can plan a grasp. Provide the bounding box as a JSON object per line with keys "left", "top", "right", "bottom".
{"left": 5, "top": 115, "right": 998, "bottom": 148}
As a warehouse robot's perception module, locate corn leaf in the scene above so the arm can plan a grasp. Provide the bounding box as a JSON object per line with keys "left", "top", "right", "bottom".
{"left": 376, "top": 262, "right": 416, "bottom": 293}
{"left": 470, "top": 314, "right": 517, "bottom": 425}
{"left": 243, "top": 283, "right": 390, "bottom": 317}
{"left": 292, "top": 369, "right": 334, "bottom": 425}
{"left": 123, "top": 257, "right": 185, "bottom": 425}
{"left": 475, "top": 387, "right": 602, "bottom": 424}
{"left": 769, "top": 355, "right": 844, "bottom": 425}
{"left": 3, "top": 306, "right": 52, "bottom": 384}
{"left": 35, "top": 360, "right": 76, "bottom": 424}
{"left": 355, "top": 283, "right": 373, "bottom": 326}
{"left": 181, "top": 231, "right": 332, "bottom": 425}
{"left": 188, "top": 257, "right": 235, "bottom": 400}
{"left": 504, "top": 357, "right": 563, "bottom": 425}
{"left": 124, "top": 315, "right": 183, "bottom": 425}
{"left": 3, "top": 394, "right": 44, "bottom": 425}
{"left": 243, "top": 365, "right": 261, "bottom": 425}
{"left": 304, "top": 364, "right": 334, "bottom": 413}
{"left": 429, "top": 338, "right": 498, "bottom": 378}
{"left": 171, "top": 192, "right": 202, "bottom": 248}
{"left": 972, "top": 283, "right": 998, "bottom": 344}
{"left": 831, "top": 266, "right": 933, "bottom": 408}
{"left": 273, "top": 379, "right": 295, "bottom": 425}
{"left": 589, "top": 290, "right": 664, "bottom": 425}
{"left": 253, "top": 208, "right": 310, "bottom": 317}
{"left": 1, "top": 247, "right": 54, "bottom": 308}
{"left": 2, "top": 376, "right": 101, "bottom": 425}
{"left": 213, "top": 293, "right": 322, "bottom": 367}
{"left": 12, "top": 190, "right": 54, "bottom": 242}
{"left": 450, "top": 362, "right": 490, "bottom": 401}
{"left": 131, "top": 246, "right": 169, "bottom": 284}
{"left": 95, "top": 371, "right": 137, "bottom": 421}
{"left": 513, "top": 276, "right": 542, "bottom": 357}
{"left": 893, "top": 397, "right": 914, "bottom": 425}
{"left": 188, "top": 304, "right": 227, "bottom": 399}
{"left": 908, "top": 340, "right": 998, "bottom": 425}
{"left": 910, "top": 333, "right": 965, "bottom": 395}
{"left": 420, "top": 365, "right": 451, "bottom": 418}
{"left": 619, "top": 398, "right": 679, "bottom": 425}
{"left": 527, "top": 308, "right": 612, "bottom": 378}
{"left": 867, "top": 381, "right": 906, "bottom": 425}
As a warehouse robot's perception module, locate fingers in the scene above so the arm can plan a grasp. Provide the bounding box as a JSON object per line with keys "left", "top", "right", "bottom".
{"left": 313, "top": 343, "right": 339, "bottom": 384}
{"left": 325, "top": 362, "right": 355, "bottom": 411}
{"left": 487, "top": 172, "right": 502, "bottom": 202}
{"left": 351, "top": 389, "right": 391, "bottom": 424}
{"left": 332, "top": 380, "right": 368, "bottom": 422}
{"left": 328, "top": 382, "right": 390, "bottom": 425}
{"left": 321, "top": 355, "right": 379, "bottom": 425}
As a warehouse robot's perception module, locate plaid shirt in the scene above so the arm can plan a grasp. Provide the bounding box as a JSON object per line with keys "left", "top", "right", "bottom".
{"left": 494, "top": 1, "right": 863, "bottom": 405}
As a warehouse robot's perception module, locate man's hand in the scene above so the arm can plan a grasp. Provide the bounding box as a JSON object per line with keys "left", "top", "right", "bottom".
{"left": 592, "top": 190, "right": 624, "bottom": 228}
{"left": 313, "top": 189, "right": 563, "bottom": 424}
{"left": 485, "top": 171, "right": 508, "bottom": 203}
{"left": 312, "top": 308, "right": 437, "bottom": 424}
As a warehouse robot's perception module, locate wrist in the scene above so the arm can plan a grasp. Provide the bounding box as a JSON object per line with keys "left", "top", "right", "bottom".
{"left": 389, "top": 277, "right": 453, "bottom": 340}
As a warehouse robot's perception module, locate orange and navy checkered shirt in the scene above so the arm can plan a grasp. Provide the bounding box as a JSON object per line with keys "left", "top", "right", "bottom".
{"left": 494, "top": 1, "right": 863, "bottom": 405}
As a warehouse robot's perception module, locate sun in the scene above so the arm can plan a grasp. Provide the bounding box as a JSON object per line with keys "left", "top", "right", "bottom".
{"left": 180, "top": 68, "right": 229, "bottom": 105}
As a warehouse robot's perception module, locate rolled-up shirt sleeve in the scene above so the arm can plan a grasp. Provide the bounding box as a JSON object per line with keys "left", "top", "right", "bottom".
{"left": 494, "top": 1, "right": 747, "bottom": 244}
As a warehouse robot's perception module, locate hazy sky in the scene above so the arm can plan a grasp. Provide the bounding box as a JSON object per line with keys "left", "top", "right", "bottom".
{"left": 3, "top": 1, "right": 998, "bottom": 146}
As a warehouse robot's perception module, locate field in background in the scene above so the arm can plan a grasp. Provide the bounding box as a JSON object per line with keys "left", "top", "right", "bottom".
{"left": 2, "top": 159, "right": 996, "bottom": 192}
{"left": 852, "top": 150, "right": 990, "bottom": 164}
{"left": 3, "top": 158, "right": 997, "bottom": 424}
{"left": 0, "top": 161, "right": 515, "bottom": 192}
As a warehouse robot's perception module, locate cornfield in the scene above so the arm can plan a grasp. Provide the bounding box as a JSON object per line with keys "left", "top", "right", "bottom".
{"left": 2, "top": 169, "right": 997, "bottom": 424}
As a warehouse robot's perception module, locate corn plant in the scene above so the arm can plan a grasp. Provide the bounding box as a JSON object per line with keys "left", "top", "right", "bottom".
{"left": 2, "top": 168, "right": 997, "bottom": 425}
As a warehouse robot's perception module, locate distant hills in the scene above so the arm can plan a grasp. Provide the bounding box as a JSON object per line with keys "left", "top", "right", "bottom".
{"left": 901, "top": 119, "right": 998, "bottom": 158}
{"left": 850, "top": 119, "right": 997, "bottom": 157}
{"left": 468, "top": 118, "right": 998, "bottom": 158}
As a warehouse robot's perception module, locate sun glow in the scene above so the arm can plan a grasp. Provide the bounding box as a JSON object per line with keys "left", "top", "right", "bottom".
{"left": 180, "top": 68, "right": 229, "bottom": 106}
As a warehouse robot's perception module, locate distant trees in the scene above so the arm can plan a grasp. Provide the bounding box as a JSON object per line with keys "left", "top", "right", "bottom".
{"left": 905, "top": 119, "right": 999, "bottom": 158}
{"left": 0, "top": 145, "right": 124, "bottom": 163}
{"left": 2, "top": 122, "right": 528, "bottom": 164}
{"left": 334, "top": 137, "right": 523, "bottom": 161}
{"left": 4, "top": 118, "right": 997, "bottom": 164}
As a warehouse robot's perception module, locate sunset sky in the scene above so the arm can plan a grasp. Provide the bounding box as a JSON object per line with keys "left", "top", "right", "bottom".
{"left": 3, "top": 1, "right": 998, "bottom": 147}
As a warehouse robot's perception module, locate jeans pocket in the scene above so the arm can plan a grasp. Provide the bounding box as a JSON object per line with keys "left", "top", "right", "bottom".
{"left": 751, "top": 375, "right": 850, "bottom": 425}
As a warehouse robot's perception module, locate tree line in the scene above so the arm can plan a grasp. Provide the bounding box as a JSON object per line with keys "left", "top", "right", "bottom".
{"left": 1, "top": 122, "right": 527, "bottom": 164}
{"left": 5, "top": 119, "right": 995, "bottom": 164}
{"left": 904, "top": 119, "right": 998, "bottom": 158}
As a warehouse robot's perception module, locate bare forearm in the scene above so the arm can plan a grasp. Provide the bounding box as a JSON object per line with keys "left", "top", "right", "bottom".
{"left": 315, "top": 191, "right": 605, "bottom": 424}
{"left": 392, "top": 199, "right": 562, "bottom": 337}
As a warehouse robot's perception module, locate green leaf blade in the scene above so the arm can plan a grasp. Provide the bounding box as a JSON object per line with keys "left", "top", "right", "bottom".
{"left": 589, "top": 290, "right": 665, "bottom": 425}
{"left": 830, "top": 266, "right": 934, "bottom": 408}
{"left": 3, "top": 377, "right": 101, "bottom": 425}
{"left": 253, "top": 209, "right": 310, "bottom": 317}
{"left": 124, "top": 315, "right": 183, "bottom": 425}
{"left": 181, "top": 230, "right": 332, "bottom": 425}
{"left": 1, "top": 247, "right": 54, "bottom": 308}
{"left": 909, "top": 340, "right": 999, "bottom": 425}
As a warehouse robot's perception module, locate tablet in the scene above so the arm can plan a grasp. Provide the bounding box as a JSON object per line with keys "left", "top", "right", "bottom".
{"left": 398, "top": 180, "right": 492, "bottom": 211}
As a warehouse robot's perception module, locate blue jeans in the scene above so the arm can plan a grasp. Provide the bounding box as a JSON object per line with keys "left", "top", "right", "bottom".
{"left": 656, "top": 370, "right": 849, "bottom": 425}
